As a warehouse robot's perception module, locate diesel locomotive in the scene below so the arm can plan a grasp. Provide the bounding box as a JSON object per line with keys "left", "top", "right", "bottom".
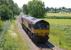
{"left": 21, "top": 15, "right": 50, "bottom": 44}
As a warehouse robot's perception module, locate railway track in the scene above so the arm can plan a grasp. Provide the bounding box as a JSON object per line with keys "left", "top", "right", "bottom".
{"left": 16, "top": 17, "right": 64, "bottom": 50}
{"left": 21, "top": 24, "right": 54, "bottom": 50}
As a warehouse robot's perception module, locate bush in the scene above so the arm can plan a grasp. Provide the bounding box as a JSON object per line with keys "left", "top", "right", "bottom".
{"left": 0, "top": 20, "right": 3, "bottom": 31}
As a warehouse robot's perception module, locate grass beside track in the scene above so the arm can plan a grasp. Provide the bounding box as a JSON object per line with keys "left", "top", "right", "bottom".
{"left": 45, "top": 19, "right": 71, "bottom": 50}
{"left": 0, "top": 20, "right": 29, "bottom": 50}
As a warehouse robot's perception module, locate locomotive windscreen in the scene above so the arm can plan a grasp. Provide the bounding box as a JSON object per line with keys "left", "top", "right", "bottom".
{"left": 34, "top": 20, "right": 49, "bottom": 29}
{"left": 34, "top": 23, "right": 49, "bottom": 29}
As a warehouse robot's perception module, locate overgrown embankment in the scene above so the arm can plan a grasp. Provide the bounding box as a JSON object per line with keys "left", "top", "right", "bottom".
{"left": 0, "top": 20, "right": 29, "bottom": 50}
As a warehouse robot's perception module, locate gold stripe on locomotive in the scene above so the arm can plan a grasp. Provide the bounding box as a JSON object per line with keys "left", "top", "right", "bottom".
{"left": 34, "top": 29, "right": 49, "bottom": 36}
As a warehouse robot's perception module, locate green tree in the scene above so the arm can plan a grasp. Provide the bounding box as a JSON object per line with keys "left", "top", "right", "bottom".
{"left": 0, "top": 4, "right": 13, "bottom": 20}
{"left": 13, "top": 3, "right": 20, "bottom": 15}
{"left": 27, "top": 0, "right": 46, "bottom": 18}
{"left": 6, "top": 0, "right": 20, "bottom": 16}
{"left": 23, "top": 4, "right": 28, "bottom": 14}
{"left": 0, "top": 0, "right": 20, "bottom": 20}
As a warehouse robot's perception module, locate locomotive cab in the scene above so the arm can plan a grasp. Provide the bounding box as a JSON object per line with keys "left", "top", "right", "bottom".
{"left": 33, "top": 20, "right": 49, "bottom": 36}
{"left": 33, "top": 20, "right": 50, "bottom": 44}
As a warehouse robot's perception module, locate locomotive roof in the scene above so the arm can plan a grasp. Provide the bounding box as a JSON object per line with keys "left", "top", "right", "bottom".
{"left": 21, "top": 15, "right": 44, "bottom": 24}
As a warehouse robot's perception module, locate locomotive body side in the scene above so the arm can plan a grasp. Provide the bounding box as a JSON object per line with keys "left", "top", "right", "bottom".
{"left": 21, "top": 17, "right": 34, "bottom": 33}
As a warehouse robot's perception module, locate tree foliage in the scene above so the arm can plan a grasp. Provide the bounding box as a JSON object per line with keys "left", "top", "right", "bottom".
{"left": 0, "top": 4, "right": 13, "bottom": 20}
{"left": 23, "top": 0, "right": 46, "bottom": 18}
{"left": 0, "top": 0, "right": 20, "bottom": 20}
{"left": 45, "top": 7, "right": 71, "bottom": 13}
{"left": 23, "top": 4, "right": 28, "bottom": 15}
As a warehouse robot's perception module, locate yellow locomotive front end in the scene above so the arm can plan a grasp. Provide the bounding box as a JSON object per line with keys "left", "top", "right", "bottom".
{"left": 33, "top": 21, "right": 49, "bottom": 37}
{"left": 34, "top": 29, "right": 49, "bottom": 37}
{"left": 32, "top": 20, "right": 50, "bottom": 44}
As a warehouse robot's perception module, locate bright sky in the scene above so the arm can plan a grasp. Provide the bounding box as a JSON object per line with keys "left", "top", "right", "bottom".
{"left": 13, "top": 0, "right": 71, "bottom": 8}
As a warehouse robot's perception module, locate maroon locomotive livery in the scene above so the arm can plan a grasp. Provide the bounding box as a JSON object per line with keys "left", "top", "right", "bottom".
{"left": 21, "top": 15, "right": 50, "bottom": 44}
